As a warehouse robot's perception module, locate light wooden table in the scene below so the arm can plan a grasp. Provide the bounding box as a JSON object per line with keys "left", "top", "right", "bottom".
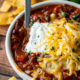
{"left": 0, "top": 36, "right": 22, "bottom": 80}
{"left": 0, "top": 0, "right": 22, "bottom": 80}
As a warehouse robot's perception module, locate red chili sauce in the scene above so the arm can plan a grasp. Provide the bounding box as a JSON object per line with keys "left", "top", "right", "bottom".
{"left": 11, "top": 4, "right": 80, "bottom": 80}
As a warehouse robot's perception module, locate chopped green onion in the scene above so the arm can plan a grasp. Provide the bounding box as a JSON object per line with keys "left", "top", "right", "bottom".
{"left": 34, "top": 56, "right": 37, "bottom": 61}
{"left": 34, "top": 42, "right": 36, "bottom": 45}
{"left": 58, "top": 37, "right": 62, "bottom": 39}
{"left": 51, "top": 46, "right": 55, "bottom": 51}
{"left": 37, "top": 35, "right": 40, "bottom": 38}
{"left": 77, "top": 57, "right": 80, "bottom": 60}
{"left": 28, "top": 51, "right": 31, "bottom": 56}
{"left": 69, "top": 20, "right": 73, "bottom": 23}
{"left": 51, "top": 33, "right": 55, "bottom": 35}
{"left": 45, "top": 14, "right": 49, "bottom": 18}
{"left": 64, "top": 12, "right": 66, "bottom": 16}
{"left": 25, "top": 49, "right": 27, "bottom": 51}
{"left": 31, "top": 19, "right": 34, "bottom": 24}
{"left": 43, "top": 53, "right": 50, "bottom": 58}
{"left": 72, "top": 14, "right": 80, "bottom": 20}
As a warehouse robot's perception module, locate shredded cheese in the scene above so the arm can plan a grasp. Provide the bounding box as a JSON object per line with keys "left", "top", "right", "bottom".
{"left": 26, "top": 17, "right": 80, "bottom": 80}
{"left": 38, "top": 18, "right": 80, "bottom": 80}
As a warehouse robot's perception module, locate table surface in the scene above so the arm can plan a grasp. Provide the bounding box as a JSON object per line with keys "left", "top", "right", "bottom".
{"left": 0, "top": 0, "right": 9, "bottom": 36}
{"left": 0, "top": 36, "right": 22, "bottom": 80}
{"left": 0, "top": 0, "right": 22, "bottom": 80}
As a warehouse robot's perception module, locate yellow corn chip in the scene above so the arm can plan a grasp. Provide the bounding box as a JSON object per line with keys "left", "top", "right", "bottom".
{"left": 16, "top": 0, "right": 25, "bottom": 7}
{"left": 7, "top": 0, "right": 16, "bottom": 7}
{"left": 0, "top": 0, "right": 48, "bottom": 25}
{"left": 11, "top": 7, "right": 24, "bottom": 16}
{"left": 0, "top": 14, "right": 14, "bottom": 25}
{"left": 9, "top": 76, "right": 17, "bottom": 80}
{"left": 0, "top": 0, "right": 11, "bottom": 12}
{"left": 31, "top": 0, "right": 38, "bottom": 5}
{"left": 7, "top": 0, "right": 24, "bottom": 8}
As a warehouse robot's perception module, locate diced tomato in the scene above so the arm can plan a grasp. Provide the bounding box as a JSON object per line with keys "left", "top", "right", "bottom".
{"left": 29, "top": 55, "right": 35, "bottom": 61}
{"left": 11, "top": 35, "right": 19, "bottom": 43}
{"left": 19, "top": 27, "right": 24, "bottom": 36}
{"left": 53, "top": 5, "right": 61, "bottom": 13}
{"left": 16, "top": 54, "right": 27, "bottom": 63}
{"left": 23, "top": 62, "right": 30, "bottom": 68}
{"left": 31, "top": 56, "right": 35, "bottom": 60}
{"left": 44, "top": 11, "right": 50, "bottom": 15}
{"left": 16, "top": 49, "right": 27, "bottom": 63}
{"left": 12, "top": 43, "right": 19, "bottom": 50}
{"left": 70, "top": 14, "right": 74, "bottom": 19}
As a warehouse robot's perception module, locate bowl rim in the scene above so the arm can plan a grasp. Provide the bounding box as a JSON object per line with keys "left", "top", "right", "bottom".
{"left": 5, "top": 0, "right": 80, "bottom": 80}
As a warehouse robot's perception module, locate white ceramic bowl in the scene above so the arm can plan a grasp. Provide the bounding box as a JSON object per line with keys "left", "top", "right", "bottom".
{"left": 5, "top": 1, "right": 80, "bottom": 80}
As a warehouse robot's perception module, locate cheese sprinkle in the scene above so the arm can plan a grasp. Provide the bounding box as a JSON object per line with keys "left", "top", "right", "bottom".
{"left": 25, "top": 17, "right": 80, "bottom": 80}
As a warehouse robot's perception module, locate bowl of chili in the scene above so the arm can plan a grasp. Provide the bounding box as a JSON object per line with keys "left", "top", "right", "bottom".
{"left": 5, "top": 1, "right": 80, "bottom": 80}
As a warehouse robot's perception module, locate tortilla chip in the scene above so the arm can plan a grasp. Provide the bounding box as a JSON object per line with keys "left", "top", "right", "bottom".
{"left": 0, "top": 13, "right": 14, "bottom": 25}
{"left": 31, "top": 0, "right": 37, "bottom": 5}
{"left": 0, "top": 0, "right": 11, "bottom": 12}
{"left": 16, "top": 0, "right": 25, "bottom": 7}
{"left": 6, "top": 0, "right": 16, "bottom": 7}
{"left": 0, "top": 0, "right": 25, "bottom": 25}
{"left": 11, "top": 7, "right": 24, "bottom": 16}
{"left": 7, "top": 0, "right": 24, "bottom": 7}
{"left": 0, "top": 0, "right": 48, "bottom": 25}
{"left": 9, "top": 76, "right": 17, "bottom": 80}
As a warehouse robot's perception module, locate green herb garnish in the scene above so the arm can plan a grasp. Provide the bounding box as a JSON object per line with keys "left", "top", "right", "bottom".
{"left": 64, "top": 12, "right": 66, "bottom": 16}
{"left": 72, "top": 14, "right": 80, "bottom": 20}
{"left": 77, "top": 57, "right": 80, "bottom": 60}
{"left": 34, "top": 56, "right": 37, "bottom": 61}
{"left": 69, "top": 20, "right": 73, "bottom": 23}
{"left": 31, "top": 19, "right": 34, "bottom": 24}
{"left": 51, "top": 33, "right": 55, "bottom": 35}
{"left": 34, "top": 42, "right": 36, "bottom": 45}
{"left": 37, "top": 35, "right": 40, "bottom": 38}
{"left": 43, "top": 53, "right": 50, "bottom": 58}
{"left": 51, "top": 46, "right": 55, "bottom": 51}
{"left": 58, "top": 37, "right": 62, "bottom": 39}
{"left": 25, "top": 49, "right": 27, "bottom": 51}
{"left": 28, "top": 51, "right": 31, "bottom": 56}
{"left": 45, "top": 14, "right": 49, "bottom": 18}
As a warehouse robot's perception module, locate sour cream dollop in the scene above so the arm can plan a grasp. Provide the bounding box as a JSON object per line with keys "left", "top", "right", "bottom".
{"left": 25, "top": 22, "right": 49, "bottom": 53}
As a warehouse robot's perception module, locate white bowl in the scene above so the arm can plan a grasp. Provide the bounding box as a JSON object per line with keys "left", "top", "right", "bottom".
{"left": 5, "top": 1, "right": 80, "bottom": 80}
